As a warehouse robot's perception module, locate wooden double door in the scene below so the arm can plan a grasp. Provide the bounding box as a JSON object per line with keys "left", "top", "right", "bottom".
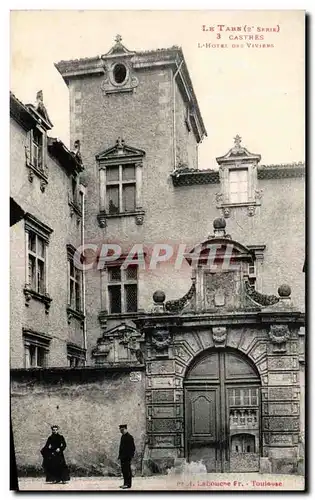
{"left": 184, "top": 349, "right": 261, "bottom": 472}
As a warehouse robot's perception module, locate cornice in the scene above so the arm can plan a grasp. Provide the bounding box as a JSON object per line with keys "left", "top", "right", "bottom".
{"left": 171, "top": 168, "right": 220, "bottom": 186}
{"left": 258, "top": 163, "right": 305, "bottom": 179}
{"left": 171, "top": 162, "right": 305, "bottom": 187}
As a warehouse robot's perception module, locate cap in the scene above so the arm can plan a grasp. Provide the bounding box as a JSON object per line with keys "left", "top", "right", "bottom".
{"left": 51, "top": 425, "right": 59, "bottom": 430}
{"left": 119, "top": 424, "right": 127, "bottom": 429}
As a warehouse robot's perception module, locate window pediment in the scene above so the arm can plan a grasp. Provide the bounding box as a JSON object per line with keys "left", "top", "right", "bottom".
{"left": 96, "top": 137, "right": 145, "bottom": 164}
{"left": 216, "top": 134, "right": 261, "bottom": 164}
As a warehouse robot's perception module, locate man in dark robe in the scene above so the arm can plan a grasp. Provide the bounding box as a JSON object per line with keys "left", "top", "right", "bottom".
{"left": 41, "top": 425, "right": 70, "bottom": 484}
{"left": 118, "top": 424, "right": 135, "bottom": 489}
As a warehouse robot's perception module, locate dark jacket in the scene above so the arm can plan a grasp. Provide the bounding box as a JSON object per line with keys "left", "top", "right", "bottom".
{"left": 119, "top": 432, "right": 135, "bottom": 461}
{"left": 40, "top": 433, "right": 69, "bottom": 482}
{"left": 41, "top": 433, "right": 67, "bottom": 458}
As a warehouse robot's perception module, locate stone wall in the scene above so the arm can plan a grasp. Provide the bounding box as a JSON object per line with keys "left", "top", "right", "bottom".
{"left": 11, "top": 367, "right": 146, "bottom": 477}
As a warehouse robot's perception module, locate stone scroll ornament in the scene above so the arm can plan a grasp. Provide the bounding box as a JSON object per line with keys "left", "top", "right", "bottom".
{"left": 245, "top": 280, "right": 279, "bottom": 307}
{"left": 151, "top": 329, "right": 171, "bottom": 350}
{"left": 165, "top": 283, "right": 196, "bottom": 313}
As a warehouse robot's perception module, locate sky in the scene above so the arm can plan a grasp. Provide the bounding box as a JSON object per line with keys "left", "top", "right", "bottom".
{"left": 10, "top": 10, "right": 305, "bottom": 170}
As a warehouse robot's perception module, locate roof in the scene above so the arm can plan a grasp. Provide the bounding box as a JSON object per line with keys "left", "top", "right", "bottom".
{"left": 257, "top": 162, "right": 305, "bottom": 179}
{"left": 47, "top": 137, "right": 84, "bottom": 175}
{"left": 55, "top": 38, "right": 207, "bottom": 142}
{"left": 10, "top": 92, "right": 84, "bottom": 176}
{"left": 171, "top": 162, "right": 305, "bottom": 187}
{"left": 10, "top": 92, "right": 38, "bottom": 131}
{"left": 10, "top": 91, "right": 53, "bottom": 131}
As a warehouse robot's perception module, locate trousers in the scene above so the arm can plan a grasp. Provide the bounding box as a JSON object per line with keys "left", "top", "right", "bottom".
{"left": 121, "top": 459, "right": 132, "bottom": 487}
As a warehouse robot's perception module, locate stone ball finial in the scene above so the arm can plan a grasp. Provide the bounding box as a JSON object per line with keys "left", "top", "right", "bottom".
{"left": 153, "top": 290, "right": 166, "bottom": 304}
{"left": 213, "top": 218, "right": 226, "bottom": 230}
{"left": 278, "top": 284, "right": 291, "bottom": 297}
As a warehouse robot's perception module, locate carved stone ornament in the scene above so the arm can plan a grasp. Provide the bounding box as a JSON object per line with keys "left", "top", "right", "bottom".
{"left": 23, "top": 284, "right": 52, "bottom": 313}
{"left": 101, "top": 63, "right": 139, "bottom": 95}
{"left": 92, "top": 338, "right": 112, "bottom": 358}
{"left": 151, "top": 329, "right": 171, "bottom": 351}
{"left": 28, "top": 170, "right": 34, "bottom": 183}
{"left": 215, "top": 192, "right": 224, "bottom": 204}
{"left": 247, "top": 205, "right": 256, "bottom": 217}
{"left": 92, "top": 323, "right": 144, "bottom": 364}
{"left": 255, "top": 189, "right": 263, "bottom": 200}
{"left": 135, "top": 213, "right": 144, "bottom": 225}
{"left": 222, "top": 206, "right": 231, "bottom": 218}
{"left": 130, "top": 371, "right": 142, "bottom": 382}
{"left": 40, "top": 180, "right": 46, "bottom": 193}
{"left": 212, "top": 326, "right": 227, "bottom": 347}
{"left": 97, "top": 212, "right": 107, "bottom": 228}
{"left": 165, "top": 283, "right": 195, "bottom": 313}
{"left": 269, "top": 324, "right": 290, "bottom": 344}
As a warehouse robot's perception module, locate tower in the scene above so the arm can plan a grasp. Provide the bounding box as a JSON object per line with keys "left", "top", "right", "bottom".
{"left": 55, "top": 36, "right": 207, "bottom": 359}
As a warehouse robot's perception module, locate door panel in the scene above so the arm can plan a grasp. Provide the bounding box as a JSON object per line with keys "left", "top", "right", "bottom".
{"left": 186, "top": 388, "right": 219, "bottom": 472}
{"left": 185, "top": 349, "right": 261, "bottom": 473}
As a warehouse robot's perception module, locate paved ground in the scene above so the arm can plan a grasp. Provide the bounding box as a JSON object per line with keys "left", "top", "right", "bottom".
{"left": 18, "top": 473, "right": 304, "bottom": 491}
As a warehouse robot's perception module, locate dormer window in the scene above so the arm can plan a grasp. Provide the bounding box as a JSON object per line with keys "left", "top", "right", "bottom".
{"left": 216, "top": 136, "right": 262, "bottom": 218}
{"left": 25, "top": 91, "right": 53, "bottom": 191}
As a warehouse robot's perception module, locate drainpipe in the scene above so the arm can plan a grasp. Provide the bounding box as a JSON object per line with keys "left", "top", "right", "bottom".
{"left": 173, "top": 59, "right": 184, "bottom": 172}
{"left": 79, "top": 184, "right": 87, "bottom": 365}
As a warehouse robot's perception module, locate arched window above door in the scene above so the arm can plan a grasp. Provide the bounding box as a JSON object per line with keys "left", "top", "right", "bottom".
{"left": 186, "top": 348, "right": 260, "bottom": 383}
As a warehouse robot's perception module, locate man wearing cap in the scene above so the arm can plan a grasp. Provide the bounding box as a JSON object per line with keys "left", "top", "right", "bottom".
{"left": 118, "top": 424, "right": 135, "bottom": 489}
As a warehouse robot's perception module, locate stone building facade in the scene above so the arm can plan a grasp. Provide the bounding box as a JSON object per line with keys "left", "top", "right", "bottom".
{"left": 11, "top": 37, "right": 305, "bottom": 477}
{"left": 10, "top": 91, "right": 86, "bottom": 369}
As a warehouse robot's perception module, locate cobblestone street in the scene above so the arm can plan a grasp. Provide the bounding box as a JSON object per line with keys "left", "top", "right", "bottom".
{"left": 18, "top": 473, "right": 304, "bottom": 492}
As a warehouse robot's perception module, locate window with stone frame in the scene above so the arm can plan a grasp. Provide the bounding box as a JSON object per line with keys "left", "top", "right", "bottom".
{"left": 106, "top": 164, "right": 136, "bottom": 214}
{"left": 23, "top": 329, "right": 51, "bottom": 368}
{"left": 67, "top": 343, "right": 86, "bottom": 367}
{"left": 29, "top": 126, "right": 46, "bottom": 172}
{"left": 229, "top": 169, "right": 249, "bottom": 204}
{"left": 67, "top": 245, "right": 83, "bottom": 312}
{"left": 107, "top": 265, "right": 138, "bottom": 314}
{"left": 68, "top": 175, "right": 83, "bottom": 214}
{"left": 28, "top": 231, "right": 46, "bottom": 294}
{"left": 96, "top": 138, "right": 145, "bottom": 227}
{"left": 25, "top": 214, "right": 53, "bottom": 296}
{"left": 247, "top": 261, "right": 257, "bottom": 287}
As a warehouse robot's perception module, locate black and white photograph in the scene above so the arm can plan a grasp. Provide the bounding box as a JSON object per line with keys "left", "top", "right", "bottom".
{"left": 9, "top": 9, "right": 306, "bottom": 491}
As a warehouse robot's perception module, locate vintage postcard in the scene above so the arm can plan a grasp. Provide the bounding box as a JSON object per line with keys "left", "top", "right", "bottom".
{"left": 10, "top": 9, "right": 305, "bottom": 492}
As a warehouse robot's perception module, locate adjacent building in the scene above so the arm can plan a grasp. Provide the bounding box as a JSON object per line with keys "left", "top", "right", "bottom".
{"left": 11, "top": 37, "right": 305, "bottom": 477}
{"left": 10, "top": 91, "right": 87, "bottom": 369}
